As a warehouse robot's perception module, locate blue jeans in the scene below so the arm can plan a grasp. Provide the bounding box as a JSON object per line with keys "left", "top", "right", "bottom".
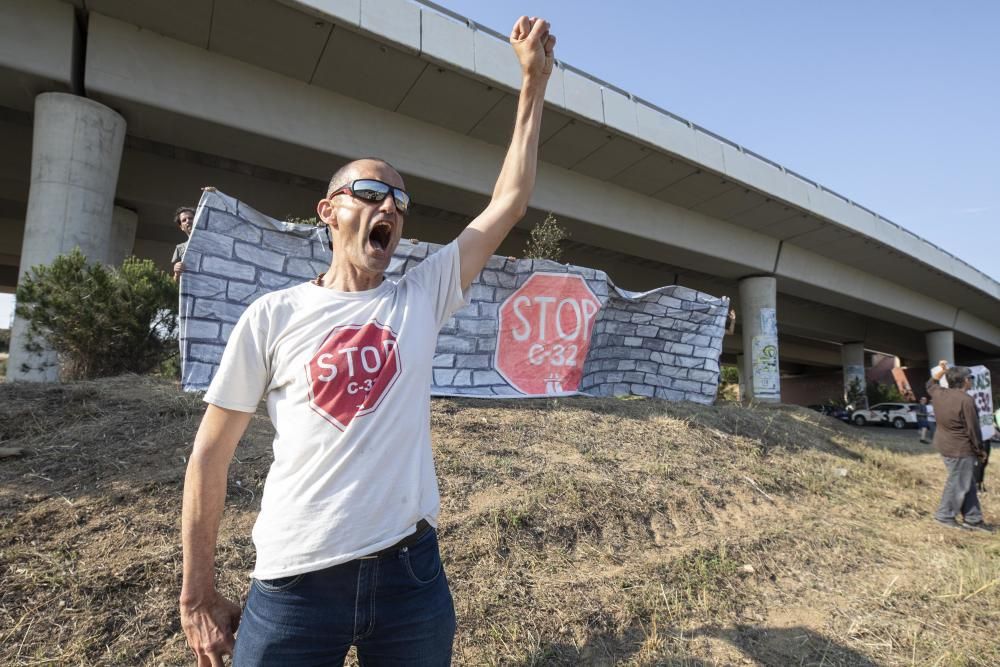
{"left": 233, "top": 528, "right": 456, "bottom": 666}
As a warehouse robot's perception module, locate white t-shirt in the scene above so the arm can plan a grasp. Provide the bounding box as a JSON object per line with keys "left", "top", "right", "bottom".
{"left": 204, "top": 241, "right": 467, "bottom": 579}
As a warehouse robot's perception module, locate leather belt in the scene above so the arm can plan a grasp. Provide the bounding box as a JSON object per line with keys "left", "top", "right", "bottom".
{"left": 359, "top": 519, "right": 432, "bottom": 559}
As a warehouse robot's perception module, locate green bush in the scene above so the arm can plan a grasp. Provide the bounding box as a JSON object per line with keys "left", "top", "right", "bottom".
{"left": 866, "top": 380, "right": 904, "bottom": 405}
{"left": 524, "top": 213, "right": 569, "bottom": 262}
{"left": 719, "top": 365, "right": 739, "bottom": 385}
{"left": 0, "top": 327, "right": 9, "bottom": 353}
{"left": 14, "top": 249, "right": 178, "bottom": 380}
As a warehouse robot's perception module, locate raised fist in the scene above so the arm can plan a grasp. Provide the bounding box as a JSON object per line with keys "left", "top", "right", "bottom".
{"left": 510, "top": 16, "right": 556, "bottom": 80}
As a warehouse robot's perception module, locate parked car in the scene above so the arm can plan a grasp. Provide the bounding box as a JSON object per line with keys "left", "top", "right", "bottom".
{"left": 850, "top": 403, "right": 920, "bottom": 429}
{"left": 807, "top": 404, "right": 852, "bottom": 422}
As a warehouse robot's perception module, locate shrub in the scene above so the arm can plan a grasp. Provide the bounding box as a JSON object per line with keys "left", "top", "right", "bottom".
{"left": 0, "top": 327, "right": 9, "bottom": 353}
{"left": 866, "top": 380, "right": 904, "bottom": 405}
{"left": 14, "top": 249, "right": 178, "bottom": 380}
{"left": 285, "top": 215, "right": 321, "bottom": 226}
{"left": 720, "top": 365, "right": 739, "bottom": 385}
{"left": 838, "top": 376, "right": 867, "bottom": 409}
{"left": 523, "top": 213, "right": 569, "bottom": 262}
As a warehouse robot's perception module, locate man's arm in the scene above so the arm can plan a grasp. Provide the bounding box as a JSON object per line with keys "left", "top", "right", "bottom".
{"left": 180, "top": 404, "right": 253, "bottom": 667}
{"left": 457, "top": 16, "right": 556, "bottom": 289}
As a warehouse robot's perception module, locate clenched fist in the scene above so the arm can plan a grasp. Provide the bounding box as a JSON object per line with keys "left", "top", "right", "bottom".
{"left": 510, "top": 16, "right": 556, "bottom": 81}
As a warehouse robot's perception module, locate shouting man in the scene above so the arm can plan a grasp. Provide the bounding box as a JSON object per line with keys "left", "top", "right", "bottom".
{"left": 180, "top": 16, "right": 556, "bottom": 667}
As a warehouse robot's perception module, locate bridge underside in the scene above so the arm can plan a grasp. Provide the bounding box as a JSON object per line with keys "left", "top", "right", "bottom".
{"left": 1, "top": 0, "right": 998, "bottom": 396}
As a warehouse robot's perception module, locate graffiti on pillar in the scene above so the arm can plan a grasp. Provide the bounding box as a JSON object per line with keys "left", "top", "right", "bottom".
{"left": 968, "top": 366, "right": 995, "bottom": 441}
{"left": 751, "top": 335, "right": 780, "bottom": 397}
{"left": 759, "top": 308, "right": 777, "bottom": 337}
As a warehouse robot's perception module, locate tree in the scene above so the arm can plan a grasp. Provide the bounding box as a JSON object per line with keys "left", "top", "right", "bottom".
{"left": 523, "top": 213, "right": 569, "bottom": 262}
{"left": 14, "top": 249, "right": 178, "bottom": 380}
{"left": 844, "top": 376, "right": 867, "bottom": 409}
{"left": 866, "top": 380, "right": 904, "bottom": 405}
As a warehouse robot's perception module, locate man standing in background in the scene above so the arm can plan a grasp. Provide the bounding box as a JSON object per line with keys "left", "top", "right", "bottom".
{"left": 927, "top": 362, "right": 991, "bottom": 532}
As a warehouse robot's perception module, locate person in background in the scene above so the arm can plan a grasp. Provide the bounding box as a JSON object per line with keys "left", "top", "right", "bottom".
{"left": 172, "top": 206, "right": 195, "bottom": 282}
{"left": 916, "top": 396, "right": 931, "bottom": 443}
{"left": 927, "top": 361, "right": 991, "bottom": 531}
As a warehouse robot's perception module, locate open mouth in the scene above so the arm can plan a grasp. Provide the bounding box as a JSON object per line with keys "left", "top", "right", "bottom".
{"left": 368, "top": 220, "right": 394, "bottom": 253}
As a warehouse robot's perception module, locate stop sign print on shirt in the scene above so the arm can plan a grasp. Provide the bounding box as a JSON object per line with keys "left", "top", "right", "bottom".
{"left": 306, "top": 321, "right": 402, "bottom": 430}
{"left": 495, "top": 272, "right": 601, "bottom": 395}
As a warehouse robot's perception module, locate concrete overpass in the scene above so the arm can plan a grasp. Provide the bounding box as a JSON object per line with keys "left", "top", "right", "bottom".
{"left": 2, "top": 0, "right": 999, "bottom": 395}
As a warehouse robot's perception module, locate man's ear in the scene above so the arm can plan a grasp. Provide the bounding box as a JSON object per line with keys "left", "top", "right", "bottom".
{"left": 317, "top": 198, "right": 338, "bottom": 229}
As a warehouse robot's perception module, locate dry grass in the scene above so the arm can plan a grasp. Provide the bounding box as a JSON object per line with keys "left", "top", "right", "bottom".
{"left": 1, "top": 376, "right": 997, "bottom": 666}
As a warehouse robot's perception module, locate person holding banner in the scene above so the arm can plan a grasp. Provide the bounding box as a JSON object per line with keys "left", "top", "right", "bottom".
{"left": 927, "top": 362, "right": 991, "bottom": 532}
{"left": 171, "top": 206, "right": 195, "bottom": 282}
{"left": 178, "top": 16, "right": 556, "bottom": 667}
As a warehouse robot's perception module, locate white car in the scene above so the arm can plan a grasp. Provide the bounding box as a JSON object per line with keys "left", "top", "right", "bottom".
{"left": 850, "top": 403, "right": 920, "bottom": 429}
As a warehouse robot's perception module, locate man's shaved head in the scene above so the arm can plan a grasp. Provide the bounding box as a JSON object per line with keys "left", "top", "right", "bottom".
{"left": 326, "top": 158, "right": 402, "bottom": 197}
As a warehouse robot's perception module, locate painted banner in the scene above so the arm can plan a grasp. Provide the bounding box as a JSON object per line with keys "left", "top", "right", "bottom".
{"left": 969, "top": 365, "right": 995, "bottom": 441}
{"left": 179, "top": 190, "right": 729, "bottom": 403}
{"left": 494, "top": 272, "right": 601, "bottom": 395}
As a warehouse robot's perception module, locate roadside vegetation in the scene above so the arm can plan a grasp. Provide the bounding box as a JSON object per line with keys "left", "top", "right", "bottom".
{"left": 13, "top": 250, "right": 177, "bottom": 380}
{"left": 1, "top": 376, "right": 996, "bottom": 665}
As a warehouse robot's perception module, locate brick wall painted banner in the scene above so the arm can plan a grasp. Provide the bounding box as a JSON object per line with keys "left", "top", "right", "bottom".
{"left": 180, "top": 190, "right": 730, "bottom": 404}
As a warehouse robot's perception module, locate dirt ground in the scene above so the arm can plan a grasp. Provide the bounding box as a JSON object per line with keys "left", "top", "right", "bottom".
{"left": 1, "top": 375, "right": 997, "bottom": 666}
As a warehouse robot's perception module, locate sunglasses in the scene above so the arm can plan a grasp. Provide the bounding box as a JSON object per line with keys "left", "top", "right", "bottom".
{"left": 329, "top": 179, "right": 411, "bottom": 215}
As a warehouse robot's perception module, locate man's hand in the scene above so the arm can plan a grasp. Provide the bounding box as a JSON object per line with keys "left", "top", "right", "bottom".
{"left": 174, "top": 260, "right": 186, "bottom": 275}
{"left": 180, "top": 590, "right": 242, "bottom": 666}
{"left": 510, "top": 16, "right": 556, "bottom": 81}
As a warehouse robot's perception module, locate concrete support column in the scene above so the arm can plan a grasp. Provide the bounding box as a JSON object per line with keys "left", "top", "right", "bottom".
{"left": 107, "top": 206, "right": 138, "bottom": 267}
{"left": 8, "top": 93, "right": 126, "bottom": 382}
{"left": 736, "top": 354, "right": 746, "bottom": 402}
{"left": 926, "top": 330, "right": 955, "bottom": 368}
{"left": 841, "top": 342, "right": 866, "bottom": 408}
{"left": 738, "top": 276, "right": 780, "bottom": 402}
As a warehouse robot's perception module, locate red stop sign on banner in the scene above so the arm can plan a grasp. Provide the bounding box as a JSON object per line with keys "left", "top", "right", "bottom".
{"left": 495, "top": 272, "right": 601, "bottom": 395}
{"left": 307, "top": 321, "right": 401, "bottom": 430}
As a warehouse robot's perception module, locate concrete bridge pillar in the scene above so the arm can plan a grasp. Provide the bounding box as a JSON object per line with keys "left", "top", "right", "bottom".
{"left": 7, "top": 93, "right": 126, "bottom": 381}
{"left": 107, "top": 206, "right": 138, "bottom": 267}
{"left": 841, "top": 342, "right": 866, "bottom": 408}
{"left": 736, "top": 353, "right": 746, "bottom": 401}
{"left": 738, "top": 276, "right": 780, "bottom": 402}
{"left": 926, "top": 330, "right": 955, "bottom": 368}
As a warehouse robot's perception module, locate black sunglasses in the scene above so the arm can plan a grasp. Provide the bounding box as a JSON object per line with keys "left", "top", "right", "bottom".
{"left": 330, "top": 179, "right": 411, "bottom": 215}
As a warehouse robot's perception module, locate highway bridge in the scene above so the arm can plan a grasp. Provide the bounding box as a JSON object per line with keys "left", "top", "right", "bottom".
{"left": 2, "top": 0, "right": 998, "bottom": 397}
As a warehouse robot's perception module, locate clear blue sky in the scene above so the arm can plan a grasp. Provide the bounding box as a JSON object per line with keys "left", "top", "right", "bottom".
{"left": 439, "top": 0, "right": 1000, "bottom": 280}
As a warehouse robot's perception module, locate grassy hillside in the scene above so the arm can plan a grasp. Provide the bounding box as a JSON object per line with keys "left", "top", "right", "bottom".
{"left": 1, "top": 376, "right": 997, "bottom": 665}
